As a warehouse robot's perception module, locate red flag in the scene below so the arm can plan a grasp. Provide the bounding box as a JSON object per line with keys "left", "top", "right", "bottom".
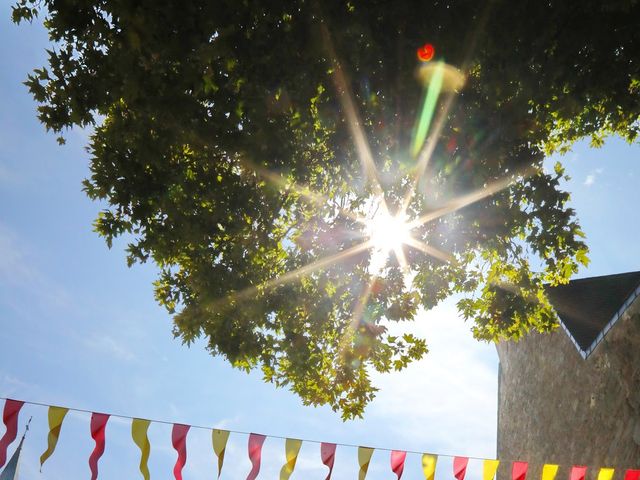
{"left": 570, "top": 466, "right": 588, "bottom": 480}
{"left": 246, "top": 433, "right": 266, "bottom": 480}
{"left": 321, "top": 442, "right": 337, "bottom": 480}
{"left": 88, "top": 413, "right": 109, "bottom": 480}
{"left": 391, "top": 450, "right": 407, "bottom": 479}
{"left": 513, "top": 462, "right": 528, "bottom": 480}
{"left": 172, "top": 424, "right": 190, "bottom": 480}
{"left": 454, "top": 457, "right": 469, "bottom": 480}
{"left": 625, "top": 471, "right": 640, "bottom": 480}
{"left": 0, "top": 400, "right": 24, "bottom": 468}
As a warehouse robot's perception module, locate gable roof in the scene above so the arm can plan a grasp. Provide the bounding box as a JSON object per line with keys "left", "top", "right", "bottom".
{"left": 544, "top": 270, "right": 640, "bottom": 355}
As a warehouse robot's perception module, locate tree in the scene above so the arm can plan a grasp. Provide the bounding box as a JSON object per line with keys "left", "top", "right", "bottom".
{"left": 12, "top": 0, "right": 640, "bottom": 418}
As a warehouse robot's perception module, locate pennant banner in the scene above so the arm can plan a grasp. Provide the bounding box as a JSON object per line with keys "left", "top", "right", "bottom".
{"left": 513, "top": 461, "right": 528, "bottom": 480}
{"left": 280, "top": 438, "right": 302, "bottom": 480}
{"left": 391, "top": 450, "right": 407, "bottom": 479}
{"left": 625, "top": 471, "right": 640, "bottom": 480}
{"left": 212, "top": 429, "right": 230, "bottom": 478}
{"left": 0, "top": 399, "right": 24, "bottom": 469}
{"left": 358, "top": 447, "right": 374, "bottom": 480}
{"left": 172, "top": 424, "right": 189, "bottom": 480}
{"left": 422, "top": 454, "right": 437, "bottom": 480}
{"left": 542, "top": 464, "right": 559, "bottom": 480}
{"left": 483, "top": 459, "right": 499, "bottom": 480}
{"left": 454, "top": 457, "right": 469, "bottom": 480}
{"left": 247, "top": 433, "right": 266, "bottom": 480}
{"left": 131, "top": 418, "right": 151, "bottom": 480}
{"left": 598, "top": 468, "right": 615, "bottom": 480}
{"left": 2, "top": 397, "right": 639, "bottom": 480}
{"left": 89, "top": 413, "right": 109, "bottom": 480}
{"left": 571, "top": 466, "right": 588, "bottom": 480}
{"left": 321, "top": 442, "right": 337, "bottom": 480}
{"left": 39, "top": 406, "right": 69, "bottom": 470}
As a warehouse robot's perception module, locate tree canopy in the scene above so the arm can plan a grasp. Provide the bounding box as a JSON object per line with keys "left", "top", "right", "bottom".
{"left": 13, "top": 0, "right": 640, "bottom": 418}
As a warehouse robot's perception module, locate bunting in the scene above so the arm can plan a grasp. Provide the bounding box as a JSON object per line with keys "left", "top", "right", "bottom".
{"left": 391, "top": 450, "right": 407, "bottom": 479}
{"left": 422, "top": 454, "right": 437, "bottom": 480}
{"left": 542, "top": 464, "right": 559, "bottom": 480}
{"left": 597, "top": 468, "right": 615, "bottom": 480}
{"left": 483, "top": 459, "right": 499, "bottom": 480}
{"left": 89, "top": 413, "right": 109, "bottom": 480}
{"left": 358, "top": 447, "right": 374, "bottom": 480}
{"left": 1, "top": 397, "right": 639, "bottom": 479}
{"left": 513, "top": 461, "right": 528, "bottom": 480}
{"left": 280, "top": 438, "right": 302, "bottom": 480}
{"left": 454, "top": 456, "right": 469, "bottom": 480}
{"left": 625, "top": 470, "right": 640, "bottom": 480}
{"left": 247, "top": 433, "right": 266, "bottom": 480}
{"left": 171, "top": 424, "right": 189, "bottom": 480}
{"left": 0, "top": 400, "right": 24, "bottom": 469}
{"left": 571, "top": 466, "right": 588, "bottom": 480}
{"left": 131, "top": 418, "right": 151, "bottom": 480}
{"left": 320, "top": 442, "right": 336, "bottom": 480}
{"left": 39, "top": 406, "right": 68, "bottom": 470}
{"left": 321, "top": 442, "right": 337, "bottom": 480}
{"left": 212, "top": 429, "right": 230, "bottom": 478}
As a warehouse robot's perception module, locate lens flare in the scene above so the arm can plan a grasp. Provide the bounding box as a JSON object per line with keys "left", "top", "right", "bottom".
{"left": 417, "top": 43, "right": 435, "bottom": 62}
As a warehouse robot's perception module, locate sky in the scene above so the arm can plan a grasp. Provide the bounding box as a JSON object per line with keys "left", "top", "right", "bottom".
{"left": 1, "top": 3, "right": 639, "bottom": 480}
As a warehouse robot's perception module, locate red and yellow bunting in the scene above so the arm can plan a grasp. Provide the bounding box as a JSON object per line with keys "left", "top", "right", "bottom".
{"left": 1, "top": 398, "right": 639, "bottom": 479}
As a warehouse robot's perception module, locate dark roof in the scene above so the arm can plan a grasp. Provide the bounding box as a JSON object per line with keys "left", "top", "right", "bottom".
{"left": 545, "top": 271, "right": 640, "bottom": 351}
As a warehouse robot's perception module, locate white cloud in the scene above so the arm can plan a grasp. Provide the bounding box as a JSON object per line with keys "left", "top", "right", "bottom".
{"left": 583, "top": 168, "right": 604, "bottom": 187}
{"left": 0, "top": 223, "right": 72, "bottom": 309}
{"left": 83, "top": 334, "right": 136, "bottom": 362}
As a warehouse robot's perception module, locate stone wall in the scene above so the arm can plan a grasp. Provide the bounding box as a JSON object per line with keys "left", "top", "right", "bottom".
{"left": 496, "top": 296, "right": 640, "bottom": 480}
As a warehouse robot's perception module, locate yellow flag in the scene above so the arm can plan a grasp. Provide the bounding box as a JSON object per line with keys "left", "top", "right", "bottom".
{"left": 279, "top": 438, "right": 302, "bottom": 480}
{"left": 358, "top": 447, "right": 374, "bottom": 480}
{"left": 212, "top": 429, "right": 230, "bottom": 478}
{"left": 542, "top": 465, "right": 560, "bottom": 480}
{"left": 131, "top": 418, "right": 151, "bottom": 480}
{"left": 39, "top": 406, "right": 69, "bottom": 470}
{"left": 598, "top": 468, "right": 615, "bottom": 480}
{"left": 483, "top": 459, "right": 500, "bottom": 480}
{"left": 422, "top": 454, "right": 438, "bottom": 480}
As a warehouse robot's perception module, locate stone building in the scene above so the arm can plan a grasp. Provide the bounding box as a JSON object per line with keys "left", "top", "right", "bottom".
{"left": 496, "top": 271, "right": 640, "bottom": 480}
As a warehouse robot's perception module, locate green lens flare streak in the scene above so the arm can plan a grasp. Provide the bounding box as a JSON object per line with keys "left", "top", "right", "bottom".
{"left": 411, "top": 62, "right": 445, "bottom": 157}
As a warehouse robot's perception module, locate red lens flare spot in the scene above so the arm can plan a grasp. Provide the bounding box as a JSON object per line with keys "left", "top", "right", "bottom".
{"left": 417, "top": 43, "right": 435, "bottom": 62}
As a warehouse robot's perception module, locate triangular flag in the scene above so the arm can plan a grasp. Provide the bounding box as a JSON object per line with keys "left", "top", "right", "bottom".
{"left": 0, "top": 400, "right": 24, "bottom": 469}
{"left": 454, "top": 457, "right": 469, "bottom": 480}
{"left": 391, "top": 450, "right": 407, "bottom": 480}
{"left": 513, "top": 462, "right": 528, "bottom": 480}
{"left": 597, "top": 468, "right": 615, "bottom": 480}
{"left": 40, "top": 406, "right": 69, "bottom": 470}
{"left": 358, "top": 447, "right": 374, "bottom": 480}
{"left": 247, "top": 433, "right": 266, "bottom": 480}
{"left": 422, "top": 454, "right": 438, "bottom": 480}
{"left": 171, "top": 424, "right": 189, "bottom": 480}
{"left": 483, "top": 459, "right": 499, "bottom": 480}
{"left": 542, "top": 464, "right": 559, "bottom": 480}
{"left": 131, "top": 419, "right": 151, "bottom": 480}
{"left": 88, "top": 413, "right": 109, "bottom": 480}
{"left": 0, "top": 435, "right": 25, "bottom": 480}
{"left": 570, "top": 466, "right": 588, "bottom": 480}
{"left": 212, "top": 429, "right": 230, "bottom": 478}
{"left": 321, "top": 442, "right": 337, "bottom": 480}
{"left": 625, "top": 471, "right": 640, "bottom": 480}
{"left": 280, "top": 438, "right": 302, "bottom": 480}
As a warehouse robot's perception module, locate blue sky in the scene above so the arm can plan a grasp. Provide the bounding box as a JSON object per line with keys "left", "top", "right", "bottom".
{"left": 1, "top": 3, "right": 639, "bottom": 479}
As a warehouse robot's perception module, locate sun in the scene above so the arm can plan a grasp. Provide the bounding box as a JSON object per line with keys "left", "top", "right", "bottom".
{"left": 365, "top": 208, "right": 413, "bottom": 271}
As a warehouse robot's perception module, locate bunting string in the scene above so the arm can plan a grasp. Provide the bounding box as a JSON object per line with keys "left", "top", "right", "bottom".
{"left": 0, "top": 396, "right": 638, "bottom": 479}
